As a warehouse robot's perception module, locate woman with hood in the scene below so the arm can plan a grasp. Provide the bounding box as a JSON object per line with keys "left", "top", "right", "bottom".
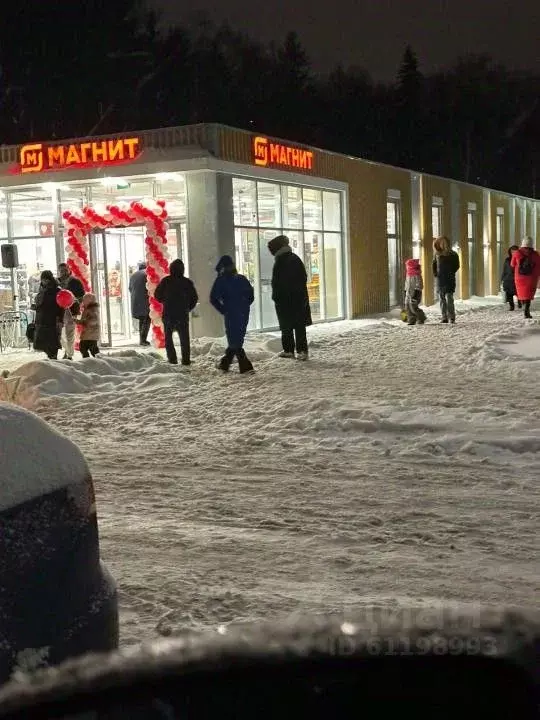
{"left": 32, "top": 270, "right": 64, "bottom": 359}
{"left": 501, "top": 245, "right": 522, "bottom": 311}
{"left": 154, "top": 259, "right": 198, "bottom": 365}
{"left": 510, "top": 237, "right": 540, "bottom": 319}
{"left": 267, "top": 234, "right": 312, "bottom": 360}
{"left": 76, "top": 293, "right": 101, "bottom": 357}
{"left": 432, "top": 236, "right": 460, "bottom": 323}
{"left": 210, "top": 255, "right": 255, "bottom": 374}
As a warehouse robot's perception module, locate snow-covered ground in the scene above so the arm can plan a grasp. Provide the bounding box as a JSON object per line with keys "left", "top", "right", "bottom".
{"left": 1, "top": 297, "right": 539, "bottom": 647}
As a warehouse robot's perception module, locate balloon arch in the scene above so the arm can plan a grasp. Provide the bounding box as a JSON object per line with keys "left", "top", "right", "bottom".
{"left": 62, "top": 199, "right": 170, "bottom": 348}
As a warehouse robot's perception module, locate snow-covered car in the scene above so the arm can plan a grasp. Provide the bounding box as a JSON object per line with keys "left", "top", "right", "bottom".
{"left": 0, "top": 403, "right": 118, "bottom": 685}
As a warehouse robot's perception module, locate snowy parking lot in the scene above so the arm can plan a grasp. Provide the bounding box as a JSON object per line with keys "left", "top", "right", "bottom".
{"left": 2, "top": 298, "right": 539, "bottom": 647}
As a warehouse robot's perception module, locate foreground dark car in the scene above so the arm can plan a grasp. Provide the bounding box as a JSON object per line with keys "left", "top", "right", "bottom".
{"left": 0, "top": 402, "right": 118, "bottom": 685}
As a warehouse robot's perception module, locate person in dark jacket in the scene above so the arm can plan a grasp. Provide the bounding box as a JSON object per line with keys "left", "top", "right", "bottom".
{"left": 58, "top": 263, "right": 85, "bottom": 360}
{"left": 129, "top": 263, "right": 151, "bottom": 346}
{"left": 210, "top": 255, "right": 255, "bottom": 374}
{"left": 432, "top": 236, "right": 460, "bottom": 324}
{"left": 32, "top": 270, "right": 65, "bottom": 359}
{"left": 267, "top": 235, "right": 312, "bottom": 360}
{"left": 154, "top": 259, "right": 198, "bottom": 365}
{"left": 501, "top": 245, "right": 522, "bottom": 311}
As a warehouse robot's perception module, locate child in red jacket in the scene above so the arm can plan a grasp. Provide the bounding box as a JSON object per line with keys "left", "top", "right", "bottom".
{"left": 403, "top": 259, "right": 426, "bottom": 325}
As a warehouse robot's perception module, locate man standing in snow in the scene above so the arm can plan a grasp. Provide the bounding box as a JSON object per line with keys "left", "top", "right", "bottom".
{"left": 432, "top": 237, "right": 460, "bottom": 324}
{"left": 129, "top": 263, "right": 151, "bottom": 346}
{"left": 210, "top": 255, "right": 255, "bottom": 374}
{"left": 267, "top": 235, "right": 312, "bottom": 360}
{"left": 57, "top": 263, "right": 84, "bottom": 360}
{"left": 154, "top": 259, "right": 198, "bottom": 366}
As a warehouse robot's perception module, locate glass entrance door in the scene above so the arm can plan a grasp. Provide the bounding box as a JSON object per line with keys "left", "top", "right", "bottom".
{"left": 90, "top": 222, "right": 188, "bottom": 347}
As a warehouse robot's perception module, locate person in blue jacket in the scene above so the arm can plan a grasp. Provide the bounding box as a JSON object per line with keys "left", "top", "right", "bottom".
{"left": 210, "top": 255, "right": 255, "bottom": 374}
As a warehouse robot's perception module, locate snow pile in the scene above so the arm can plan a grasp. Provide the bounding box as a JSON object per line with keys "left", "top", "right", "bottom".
{"left": 0, "top": 403, "right": 89, "bottom": 512}
{"left": 9, "top": 351, "right": 189, "bottom": 398}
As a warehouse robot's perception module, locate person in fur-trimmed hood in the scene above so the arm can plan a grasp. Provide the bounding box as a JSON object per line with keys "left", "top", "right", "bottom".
{"left": 432, "top": 236, "right": 460, "bottom": 323}
{"left": 76, "top": 293, "right": 101, "bottom": 358}
{"left": 404, "top": 259, "right": 426, "bottom": 325}
{"left": 510, "top": 237, "right": 540, "bottom": 319}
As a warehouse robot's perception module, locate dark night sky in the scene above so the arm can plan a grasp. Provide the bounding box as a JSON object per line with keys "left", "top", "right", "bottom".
{"left": 152, "top": 0, "right": 540, "bottom": 80}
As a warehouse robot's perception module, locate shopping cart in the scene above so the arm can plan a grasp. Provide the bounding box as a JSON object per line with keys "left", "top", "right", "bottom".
{"left": 0, "top": 311, "right": 31, "bottom": 353}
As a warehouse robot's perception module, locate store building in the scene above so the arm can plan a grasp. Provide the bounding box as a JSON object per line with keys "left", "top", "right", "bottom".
{"left": 0, "top": 124, "right": 538, "bottom": 346}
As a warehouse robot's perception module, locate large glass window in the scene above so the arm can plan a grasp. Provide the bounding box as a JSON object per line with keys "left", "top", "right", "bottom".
{"left": 233, "top": 178, "right": 257, "bottom": 226}
{"left": 282, "top": 186, "right": 302, "bottom": 228}
{"left": 496, "top": 211, "right": 504, "bottom": 281}
{"left": 10, "top": 188, "right": 56, "bottom": 238}
{"left": 302, "top": 188, "right": 323, "bottom": 230}
{"left": 432, "top": 205, "right": 443, "bottom": 239}
{"left": 387, "top": 200, "right": 401, "bottom": 307}
{"left": 467, "top": 211, "right": 476, "bottom": 298}
{"left": 232, "top": 178, "right": 345, "bottom": 330}
{"left": 257, "top": 183, "right": 281, "bottom": 228}
{"left": 154, "top": 174, "right": 186, "bottom": 217}
{"left": 235, "top": 228, "right": 259, "bottom": 330}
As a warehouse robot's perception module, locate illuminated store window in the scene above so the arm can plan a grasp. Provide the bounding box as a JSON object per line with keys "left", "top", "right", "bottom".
{"left": 282, "top": 186, "right": 302, "bottom": 228}
{"left": 431, "top": 197, "right": 444, "bottom": 240}
{"left": 467, "top": 209, "right": 476, "bottom": 297}
{"left": 257, "top": 182, "right": 281, "bottom": 228}
{"left": 2, "top": 189, "right": 57, "bottom": 314}
{"left": 387, "top": 199, "right": 401, "bottom": 307}
{"left": 10, "top": 188, "right": 55, "bottom": 239}
{"left": 232, "top": 178, "right": 345, "bottom": 331}
{"left": 233, "top": 178, "right": 257, "bottom": 226}
{"left": 496, "top": 209, "right": 504, "bottom": 280}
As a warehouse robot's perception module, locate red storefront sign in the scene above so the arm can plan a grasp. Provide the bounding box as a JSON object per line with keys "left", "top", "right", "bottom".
{"left": 253, "top": 136, "right": 314, "bottom": 171}
{"left": 11, "top": 137, "right": 142, "bottom": 175}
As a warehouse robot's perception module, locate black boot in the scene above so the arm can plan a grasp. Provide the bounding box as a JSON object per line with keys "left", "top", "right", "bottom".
{"left": 524, "top": 301, "right": 532, "bottom": 319}
{"left": 237, "top": 349, "right": 254, "bottom": 374}
{"left": 518, "top": 300, "right": 522, "bottom": 309}
{"left": 217, "top": 348, "right": 235, "bottom": 372}
{"left": 508, "top": 299, "right": 515, "bottom": 311}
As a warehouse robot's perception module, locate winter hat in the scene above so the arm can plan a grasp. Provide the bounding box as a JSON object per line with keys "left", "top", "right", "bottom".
{"left": 521, "top": 236, "right": 534, "bottom": 249}
{"left": 267, "top": 235, "right": 289, "bottom": 256}
{"left": 215, "top": 255, "right": 235, "bottom": 273}
{"left": 82, "top": 292, "right": 97, "bottom": 306}
{"left": 170, "top": 259, "right": 185, "bottom": 277}
{"left": 405, "top": 258, "right": 422, "bottom": 277}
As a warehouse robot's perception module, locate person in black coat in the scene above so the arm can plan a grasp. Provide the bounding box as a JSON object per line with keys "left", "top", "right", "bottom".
{"left": 500, "top": 245, "right": 522, "bottom": 311}
{"left": 154, "top": 259, "right": 198, "bottom": 366}
{"left": 432, "top": 236, "right": 460, "bottom": 324}
{"left": 32, "top": 270, "right": 65, "bottom": 359}
{"left": 129, "top": 263, "right": 151, "bottom": 345}
{"left": 267, "top": 235, "right": 312, "bottom": 360}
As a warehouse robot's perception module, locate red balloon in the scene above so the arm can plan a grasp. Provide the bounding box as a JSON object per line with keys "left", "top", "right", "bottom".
{"left": 57, "top": 289, "right": 75, "bottom": 309}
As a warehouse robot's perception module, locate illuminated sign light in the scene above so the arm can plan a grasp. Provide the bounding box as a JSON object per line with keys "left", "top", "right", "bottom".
{"left": 253, "top": 136, "right": 314, "bottom": 171}
{"left": 11, "top": 137, "right": 142, "bottom": 175}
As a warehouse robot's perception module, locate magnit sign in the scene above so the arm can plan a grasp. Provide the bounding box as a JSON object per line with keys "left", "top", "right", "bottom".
{"left": 253, "top": 136, "right": 314, "bottom": 171}
{"left": 11, "top": 136, "right": 142, "bottom": 175}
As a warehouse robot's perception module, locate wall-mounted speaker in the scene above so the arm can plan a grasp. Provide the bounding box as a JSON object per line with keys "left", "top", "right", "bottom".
{"left": 1, "top": 244, "right": 19, "bottom": 269}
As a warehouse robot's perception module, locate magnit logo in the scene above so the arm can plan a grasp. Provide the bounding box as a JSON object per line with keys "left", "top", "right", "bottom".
{"left": 253, "top": 136, "right": 269, "bottom": 167}
{"left": 20, "top": 143, "right": 45, "bottom": 174}
{"left": 251, "top": 135, "right": 314, "bottom": 171}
